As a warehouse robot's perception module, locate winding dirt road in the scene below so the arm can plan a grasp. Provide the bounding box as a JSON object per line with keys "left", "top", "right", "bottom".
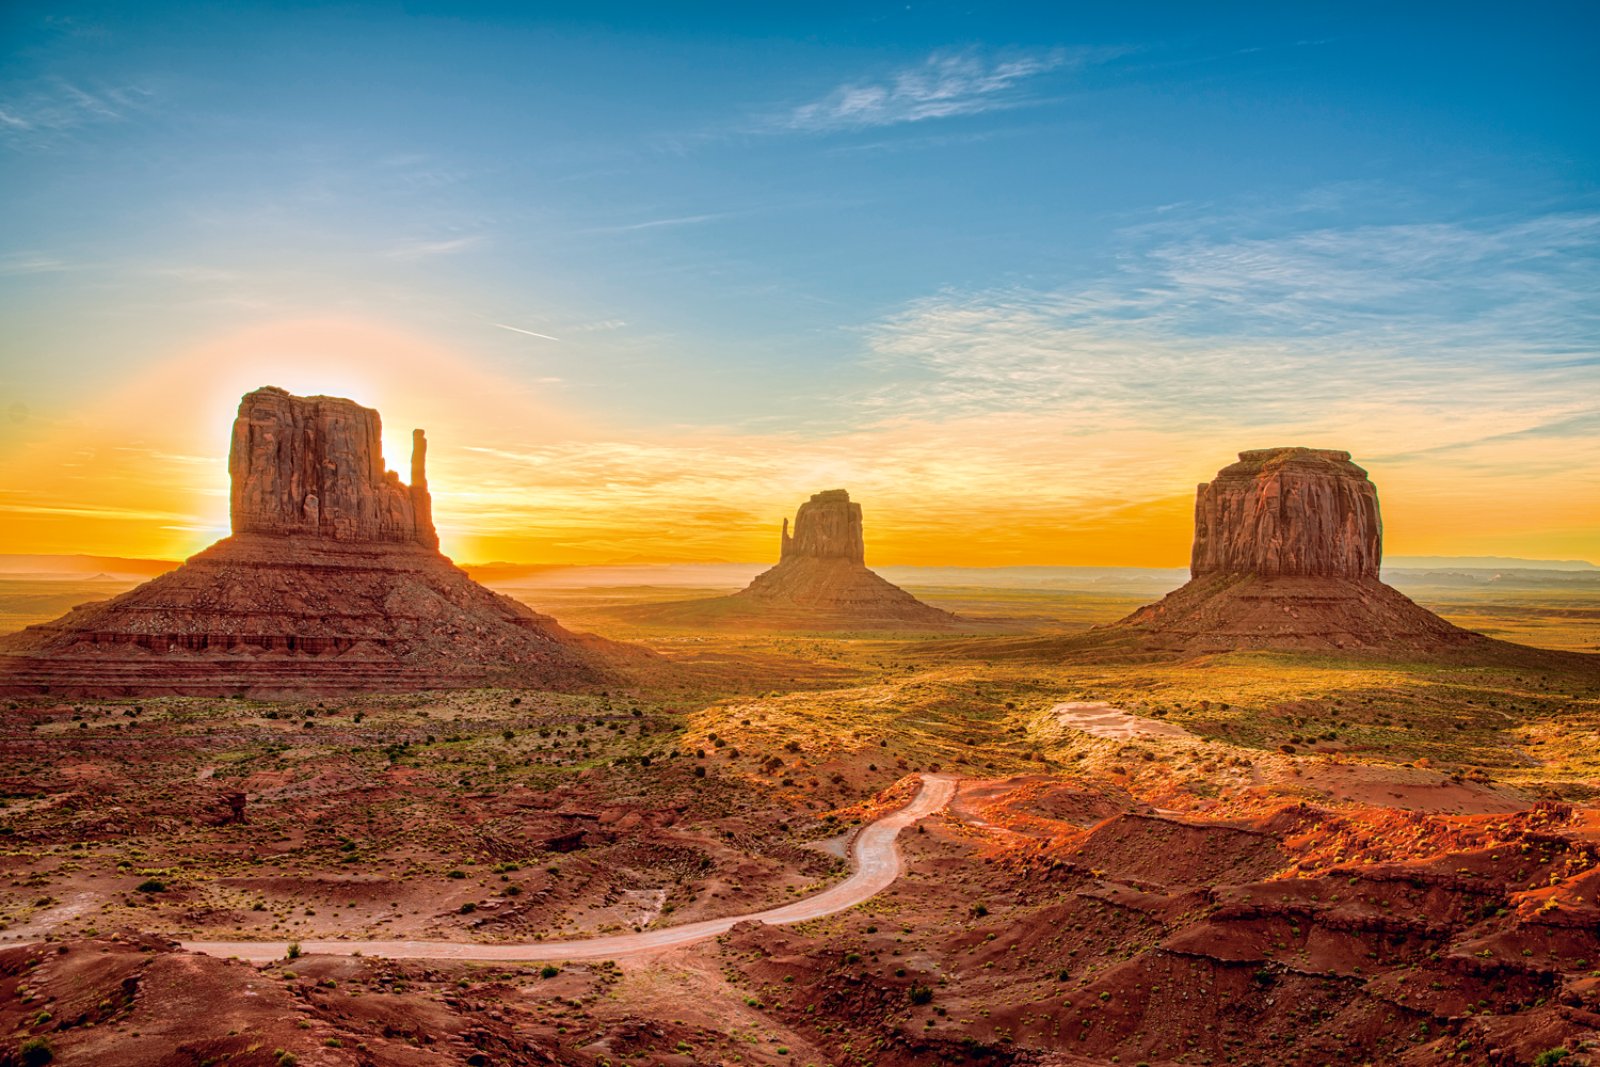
{"left": 183, "top": 773, "right": 956, "bottom": 963}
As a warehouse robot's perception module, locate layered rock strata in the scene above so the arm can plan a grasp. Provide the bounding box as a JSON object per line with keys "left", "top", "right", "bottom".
{"left": 727, "top": 491, "right": 956, "bottom": 629}
{"left": 617, "top": 490, "right": 956, "bottom": 631}
{"left": 1104, "top": 447, "right": 1481, "bottom": 653}
{"left": 0, "top": 387, "right": 618, "bottom": 696}
{"left": 1191, "top": 448, "right": 1380, "bottom": 579}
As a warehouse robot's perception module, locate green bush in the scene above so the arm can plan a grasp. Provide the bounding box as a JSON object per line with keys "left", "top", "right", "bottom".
{"left": 135, "top": 879, "right": 166, "bottom": 893}
{"left": 286, "top": 942, "right": 301, "bottom": 960}
{"left": 908, "top": 985, "right": 934, "bottom": 1006}
{"left": 18, "top": 1037, "right": 53, "bottom": 1066}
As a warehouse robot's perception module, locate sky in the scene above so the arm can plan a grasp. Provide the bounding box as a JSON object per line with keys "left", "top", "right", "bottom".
{"left": 0, "top": 1, "right": 1596, "bottom": 567}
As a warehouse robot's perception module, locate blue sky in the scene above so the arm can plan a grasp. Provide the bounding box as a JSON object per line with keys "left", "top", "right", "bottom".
{"left": 1, "top": 2, "right": 1597, "bottom": 564}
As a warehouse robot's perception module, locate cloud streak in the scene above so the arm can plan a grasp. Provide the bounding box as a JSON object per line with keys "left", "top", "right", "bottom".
{"left": 0, "top": 78, "right": 151, "bottom": 146}
{"left": 774, "top": 48, "right": 1099, "bottom": 133}
{"left": 493, "top": 322, "right": 562, "bottom": 342}
{"left": 587, "top": 212, "right": 740, "bottom": 234}
{"left": 387, "top": 235, "right": 483, "bottom": 261}
{"left": 862, "top": 208, "right": 1600, "bottom": 433}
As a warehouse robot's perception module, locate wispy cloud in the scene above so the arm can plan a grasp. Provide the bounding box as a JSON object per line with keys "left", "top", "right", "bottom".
{"left": 859, "top": 205, "right": 1600, "bottom": 479}
{"left": 774, "top": 48, "right": 1108, "bottom": 133}
{"left": 387, "top": 235, "right": 483, "bottom": 261}
{"left": 0, "top": 78, "right": 151, "bottom": 146}
{"left": 493, "top": 322, "right": 561, "bottom": 342}
{"left": 0, "top": 253, "right": 71, "bottom": 276}
{"left": 587, "top": 211, "right": 740, "bottom": 234}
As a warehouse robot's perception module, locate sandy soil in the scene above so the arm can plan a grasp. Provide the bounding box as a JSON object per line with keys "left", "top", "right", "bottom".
{"left": 181, "top": 773, "right": 955, "bottom": 963}
{"left": 1051, "top": 700, "right": 1198, "bottom": 740}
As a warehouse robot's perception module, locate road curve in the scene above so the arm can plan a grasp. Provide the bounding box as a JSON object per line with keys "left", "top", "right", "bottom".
{"left": 183, "top": 773, "right": 956, "bottom": 963}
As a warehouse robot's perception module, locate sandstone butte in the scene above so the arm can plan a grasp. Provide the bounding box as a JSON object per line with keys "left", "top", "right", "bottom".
{"left": 626, "top": 490, "right": 957, "bottom": 631}
{"left": 1107, "top": 446, "right": 1487, "bottom": 653}
{"left": 0, "top": 387, "right": 623, "bottom": 697}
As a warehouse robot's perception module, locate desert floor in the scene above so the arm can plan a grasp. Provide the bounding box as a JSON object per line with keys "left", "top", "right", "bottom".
{"left": 0, "top": 568, "right": 1597, "bottom": 1065}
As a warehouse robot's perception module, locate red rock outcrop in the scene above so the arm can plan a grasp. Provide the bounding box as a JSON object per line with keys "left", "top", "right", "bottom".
{"left": 732, "top": 490, "right": 955, "bottom": 628}
{"left": 1191, "top": 447, "right": 1380, "bottom": 579}
{"left": 0, "top": 387, "right": 626, "bottom": 696}
{"left": 1092, "top": 447, "right": 1484, "bottom": 654}
{"left": 228, "top": 386, "right": 439, "bottom": 546}
{"left": 621, "top": 490, "right": 958, "bottom": 631}
{"left": 780, "top": 489, "right": 865, "bottom": 563}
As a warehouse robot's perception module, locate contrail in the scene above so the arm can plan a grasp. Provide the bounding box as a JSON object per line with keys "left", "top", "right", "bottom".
{"left": 493, "top": 322, "right": 562, "bottom": 342}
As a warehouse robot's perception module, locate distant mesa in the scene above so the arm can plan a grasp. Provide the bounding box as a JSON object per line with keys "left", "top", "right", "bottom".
{"left": 0, "top": 386, "right": 625, "bottom": 697}
{"left": 734, "top": 490, "right": 956, "bottom": 625}
{"left": 622, "top": 489, "right": 958, "bottom": 631}
{"left": 1104, "top": 447, "right": 1489, "bottom": 653}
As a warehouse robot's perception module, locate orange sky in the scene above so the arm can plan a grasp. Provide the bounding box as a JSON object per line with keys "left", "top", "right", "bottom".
{"left": 1, "top": 318, "right": 1595, "bottom": 568}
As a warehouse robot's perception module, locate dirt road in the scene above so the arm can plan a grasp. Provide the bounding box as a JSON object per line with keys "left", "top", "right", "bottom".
{"left": 182, "top": 773, "right": 956, "bottom": 963}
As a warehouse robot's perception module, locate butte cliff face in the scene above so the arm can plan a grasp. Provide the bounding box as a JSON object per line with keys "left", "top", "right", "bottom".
{"left": 1107, "top": 447, "right": 1479, "bottom": 654}
{"left": 1191, "top": 448, "right": 1381, "bottom": 580}
{"left": 0, "top": 387, "right": 621, "bottom": 696}
{"left": 728, "top": 490, "right": 955, "bottom": 629}
{"left": 779, "top": 489, "right": 865, "bottom": 564}
{"left": 230, "top": 386, "right": 439, "bottom": 545}
{"left": 618, "top": 490, "right": 956, "bottom": 631}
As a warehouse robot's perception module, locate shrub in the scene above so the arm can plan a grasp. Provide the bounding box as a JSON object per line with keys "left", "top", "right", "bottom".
{"left": 135, "top": 879, "right": 166, "bottom": 894}
{"left": 908, "top": 985, "right": 934, "bottom": 1005}
{"left": 286, "top": 942, "right": 301, "bottom": 960}
{"left": 1533, "top": 1051, "right": 1569, "bottom": 1067}
{"left": 540, "top": 964, "right": 560, "bottom": 979}
{"left": 18, "top": 1037, "right": 53, "bottom": 1066}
